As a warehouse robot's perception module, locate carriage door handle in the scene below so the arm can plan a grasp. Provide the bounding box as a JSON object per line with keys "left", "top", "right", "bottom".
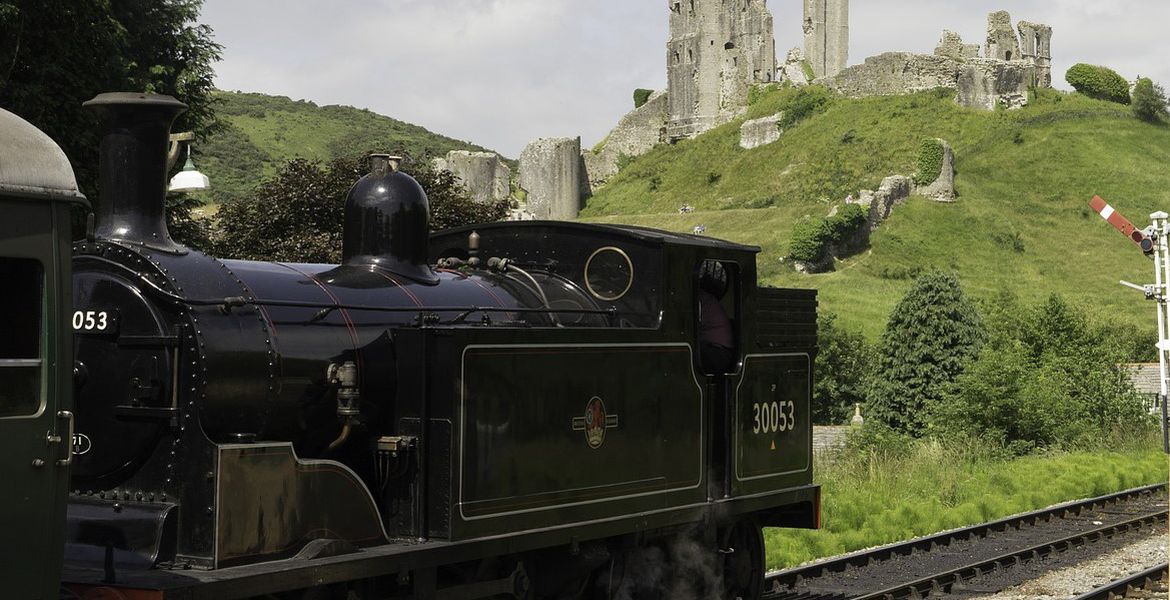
{"left": 55, "top": 411, "right": 74, "bottom": 467}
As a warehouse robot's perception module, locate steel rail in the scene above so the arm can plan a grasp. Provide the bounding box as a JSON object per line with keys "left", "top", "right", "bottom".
{"left": 1069, "top": 563, "right": 1168, "bottom": 600}
{"left": 765, "top": 482, "right": 1167, "bottom": 598}
{"left": 851, "top": 509, "right": 1167, "bottom": 600}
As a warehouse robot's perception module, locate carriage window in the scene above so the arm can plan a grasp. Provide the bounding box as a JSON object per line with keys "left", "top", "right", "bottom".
{"left": 0, "top": 258, "right": 43, "bottom": 418}
{"left": 698, "top": 260, "right": 739, "bottom": 374}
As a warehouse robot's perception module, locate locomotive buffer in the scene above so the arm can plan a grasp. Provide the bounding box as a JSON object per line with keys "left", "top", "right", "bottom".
{"left": 1089, "top": 195, "right": 1170, "bottom": 452}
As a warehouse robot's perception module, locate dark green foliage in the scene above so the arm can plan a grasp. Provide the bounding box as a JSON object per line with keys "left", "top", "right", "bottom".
{"left": 991, "top": 231, "right": 1025, "bottom": 253}
{"left": 867, "top": 271, "right": 986, "bottom": 435}
{"left": 166, "top": 193, "right": 214, "bottom": 250}
{"left": 1131, "top": 77, "right": 1169, "bottom": 124}
{"left": 778, "top": 86, "right": 835, "bottom": 129}
{"left": 800, "top": 61, "right": 816, "bottom": 83}
{"left": 814, "top": 313, "right": 873, "bottom": 425}
{"left": 788, "top": 203, "right": 867, "bottom": 263}
{"left": 1065, "top": 63, "right": 1131, "bottom": 105}
{"left": 192, "top": 121, "right": 268, "bottom": 205}
{"left": 932, "top": 292, "right": 1151, "bottom": 451}
{"left": 913, "top": 138, "right": 945, "bottom": 185}
{"left": 633, "top": 88, "right": 654, "bottom": 109}
{"left": 0, "top": 0, "right": 221, "bottom": 204}
{"left": 706, "top": 171, "right": 721, "bottom": 185}
{"left": 213, "top": 155, "right": 507, "bottom": 262}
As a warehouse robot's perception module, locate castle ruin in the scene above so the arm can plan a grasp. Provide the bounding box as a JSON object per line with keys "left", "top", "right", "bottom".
{"left": 665, "top": 0, "right": 776, "bottom": 140}
{"left": 803, "top": 0, "right": 848, "bottom": 79}
{"left": 823, "top": 11, "right": 1052, "bottom": 111}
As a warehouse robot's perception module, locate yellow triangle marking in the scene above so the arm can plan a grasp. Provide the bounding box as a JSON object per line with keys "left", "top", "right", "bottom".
{"left": 770, "top": 440, "right": 776, "bottom": 451}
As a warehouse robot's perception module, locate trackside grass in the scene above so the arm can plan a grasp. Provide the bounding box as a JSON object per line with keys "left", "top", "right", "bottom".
{"left": 763, "top": 435, "right": 1168, "bottom": 569}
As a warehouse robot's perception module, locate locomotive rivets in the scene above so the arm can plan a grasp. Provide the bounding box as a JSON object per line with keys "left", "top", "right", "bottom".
{"left": 135, "top": 492, "right": 143, "bottom": 501}
{"left": 113, "top": 503, "right": 122, "bottom": 513}
{"left": 206, "top": 506, "right": 214, "bottom": 515}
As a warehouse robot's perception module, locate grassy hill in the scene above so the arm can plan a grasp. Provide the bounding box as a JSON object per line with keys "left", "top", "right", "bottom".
{"left": 581, "top": 86, "right": 1170, "bottom": 340}
{"left": 194, "top": 91, "right": 504, "bottom": 201}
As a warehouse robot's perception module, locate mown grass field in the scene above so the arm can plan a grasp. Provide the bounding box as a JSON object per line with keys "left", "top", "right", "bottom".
{"left": 764, "top": 436, "right": 1168, "bottom": 570}
{"left": 581, "top": 87, "right": 1170, "bottom": 338}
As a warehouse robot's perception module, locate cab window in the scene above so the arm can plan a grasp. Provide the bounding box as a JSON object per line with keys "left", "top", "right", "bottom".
{"left": 0, "top": 258, "right": 43, "bottom": 418}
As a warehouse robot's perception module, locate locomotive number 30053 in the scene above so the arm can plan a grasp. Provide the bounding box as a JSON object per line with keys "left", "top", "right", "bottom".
{"left": 752, "top": 401, "right": 795, "bottom": 434}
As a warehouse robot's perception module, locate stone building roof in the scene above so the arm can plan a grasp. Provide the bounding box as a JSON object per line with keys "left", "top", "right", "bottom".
{"left": 1123, "top": 363, "right": 1163, "bottom": 395}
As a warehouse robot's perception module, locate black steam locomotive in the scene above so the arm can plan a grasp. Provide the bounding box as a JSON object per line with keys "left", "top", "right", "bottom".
{"left": 7, "top": 93, "right": 818, "bottom": 600}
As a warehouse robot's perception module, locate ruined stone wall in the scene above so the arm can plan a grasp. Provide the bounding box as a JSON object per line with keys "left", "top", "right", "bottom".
{"left": 826, "top": 10, "right": 1046, "bottom": 111}
{"left": 518, "top": 137, "right": 582, "bottom": 221}
{"left": 431, "top": 151, "right": 510, "bottom": 205}
{"left": 803, "top": 0, "right": 848, "bottom": 79}
{"left": 825, "top": 53, "right": 960, "bottom": 98}
{"left": 582, "top": 90, "right": 669, "bottom": 194}
{"left": 666, "top": 0, "right": 775, "bottom": 140}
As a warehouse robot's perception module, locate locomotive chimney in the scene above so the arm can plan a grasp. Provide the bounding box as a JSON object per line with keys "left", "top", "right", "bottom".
{"left": 83, "top": 92, "right": 188, "bottom": 253}
{"left": 342, "top": 154, "right": 438, "bottom": 284}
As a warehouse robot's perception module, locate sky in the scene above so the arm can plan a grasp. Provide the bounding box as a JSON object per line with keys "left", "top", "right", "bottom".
{"left": 200, "top": 1, "right": 1170, "bottom": 158}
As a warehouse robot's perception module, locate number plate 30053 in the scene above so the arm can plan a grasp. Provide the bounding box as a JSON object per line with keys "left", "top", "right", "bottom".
{"left": 72, "top": 309, "right": 119, "bottom": 335}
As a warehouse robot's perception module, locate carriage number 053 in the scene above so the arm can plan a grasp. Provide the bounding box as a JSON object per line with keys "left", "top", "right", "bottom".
{"left": 72, "top": 310, "right": 109, "bottom": 331}
{"left": 752, "top": 401, "right": 795, "bottom": 434}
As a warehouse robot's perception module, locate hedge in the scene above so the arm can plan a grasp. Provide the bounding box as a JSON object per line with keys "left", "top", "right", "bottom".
{"left": 913, "top": 138, "right": 945, "bottom": 185}
{"left": 789, "top": 204, "right": 868, "bottom": 263}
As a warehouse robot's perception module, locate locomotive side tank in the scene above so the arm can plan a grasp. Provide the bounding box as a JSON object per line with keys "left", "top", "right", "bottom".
{"left": 61, "top": 92, "right": 819, "bottom": 600}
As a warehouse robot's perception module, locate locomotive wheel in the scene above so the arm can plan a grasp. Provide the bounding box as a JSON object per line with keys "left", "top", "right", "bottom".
{"left": 721, "top": 520, "right": 765, "bottom": 600}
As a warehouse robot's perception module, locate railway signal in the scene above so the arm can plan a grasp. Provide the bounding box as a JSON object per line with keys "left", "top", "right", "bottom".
{"left": 1090, "top": 196, "right": 1170, "bottom": 452}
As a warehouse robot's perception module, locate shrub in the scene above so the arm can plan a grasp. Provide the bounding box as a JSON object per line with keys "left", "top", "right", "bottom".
{"left": 913, "top": 139, "right": 945, "bottom": 185}
{"left": 788, "top": 204, "right": 867, "bottom": 263}
{"left": 1131, "top": 77, "right": 1169, "bottom": 123}
{"left": 633, "top": 88, "right": 654, "bottom": 109}
{"left": 867, "top": 271, "right": 986, "bottom": 435}
{"left": 1065, "top": 63, "right": 1131, "bottom": 105}
{"left": 814, "top": 313, "right": 873, "bottom": 424}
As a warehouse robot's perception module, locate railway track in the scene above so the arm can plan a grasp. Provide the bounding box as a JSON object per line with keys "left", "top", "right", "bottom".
{"left": 764, "top": 483, "right": 1168, "bottom": 600}
{"left": 1070, "top": 563, "right": 1169, "bottom": 600}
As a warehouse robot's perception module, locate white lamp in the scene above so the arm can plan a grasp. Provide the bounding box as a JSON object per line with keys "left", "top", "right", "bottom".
{"left": 168, "top": 145, "right": 210, "bottom": 192}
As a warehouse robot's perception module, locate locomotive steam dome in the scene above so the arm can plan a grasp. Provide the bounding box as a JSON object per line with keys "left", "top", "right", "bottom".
{"left": 343, "top": 154, "right": 438, "bottom": 284}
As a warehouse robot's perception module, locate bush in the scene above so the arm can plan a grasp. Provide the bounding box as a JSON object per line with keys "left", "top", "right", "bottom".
{"left": 633, "top": 88, "right": 654, "bottom": 109}
{"left": 931, "top": 293, "right": 1153, "bottom": 451}
{"left": 867, "top": 271, "right": 985, "bottom": 435}
{"left": 1131, "top": 77, "right": 1169, "bottom": 123}
{"left": 213, "top": 154, "right": 506, "bottom": 262}
{"left": 1065, "top": 63, "right": 1131, "bottom": 105}
{"left": 814, "top": 313, "right": 873, "bottom": 424}
{"left": 913, "top": 138, "right": 945, "bottom": 185}
{"left": 788, "top": 204, "right": 867, "bottom": 263}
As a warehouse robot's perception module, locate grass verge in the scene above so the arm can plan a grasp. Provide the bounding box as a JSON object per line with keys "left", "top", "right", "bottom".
{"left": 764, "top": 433, "right": 1168, "bottom": 570}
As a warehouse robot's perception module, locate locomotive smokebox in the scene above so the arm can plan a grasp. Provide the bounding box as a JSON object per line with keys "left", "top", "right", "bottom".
{"left": 343, "top": 154, "right": 438, "bottom": 284}
{"left": 83, "top": 92, "right": 187, "bottom": 253}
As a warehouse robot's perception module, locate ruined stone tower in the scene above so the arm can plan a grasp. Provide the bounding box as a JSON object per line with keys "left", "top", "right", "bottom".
{"left": 666, "top": 0, "right": 776, "bottom": 140}
{"left": 984, "top": 11, "right": 1021, "bottom": 62}
{"left": 803, "top": 0, "right": 848, "bottom": 79}
{"left": 1017, "top": 20, "right": 1053, "bottom": 87}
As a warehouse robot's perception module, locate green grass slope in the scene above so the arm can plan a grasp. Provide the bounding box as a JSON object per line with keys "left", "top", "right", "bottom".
{"left": 582, "top": 87, "right": 1170, "bottom": 339}
{"left": 195, "top": 91, "right": 503, "bottom": 201}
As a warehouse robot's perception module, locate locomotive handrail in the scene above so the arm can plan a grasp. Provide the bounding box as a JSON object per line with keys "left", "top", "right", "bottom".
{"left": 76, "top": 253, "right": 621, "bottom": 324}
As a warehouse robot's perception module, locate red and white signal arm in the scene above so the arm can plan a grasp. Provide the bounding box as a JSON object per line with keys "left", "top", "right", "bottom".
{"left": 1090, "top": 195, "right": 1154, "bottom": 254}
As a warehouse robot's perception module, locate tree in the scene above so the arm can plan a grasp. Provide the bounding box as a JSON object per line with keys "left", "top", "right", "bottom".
{"left": 867, "top": 271, "right": 985, "bottom": 435}
{"left": 813, "top": 313, "right": 872, "bottom": 425}
{"left": 0, "top": 0, "right": 221, "bottom": 202}
{"left": 1132, "top": 77, "right": 1169, "bottom": 124}
{"left": 932, "top": 294, "right": 1150, "bottom": 451}
{"left": 212, "top": 155, "right": 508, "bottom": 262}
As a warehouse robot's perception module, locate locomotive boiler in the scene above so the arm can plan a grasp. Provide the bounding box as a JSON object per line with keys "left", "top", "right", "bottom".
{"left": 56, "top": 93, "right": 821, "bottom": 600}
